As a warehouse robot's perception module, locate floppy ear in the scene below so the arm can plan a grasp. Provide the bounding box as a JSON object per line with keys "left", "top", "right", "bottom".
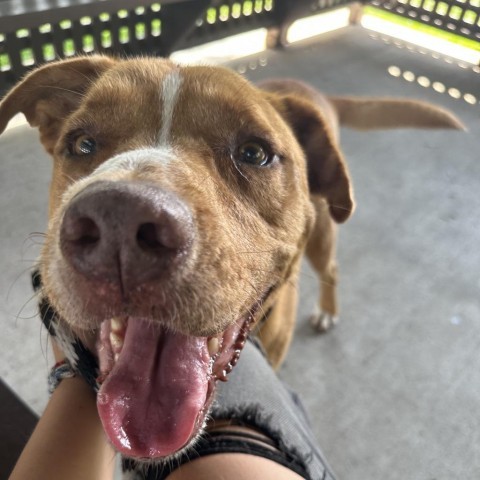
{"left": 273, "top": 95, "right": 355, "bottom": 223}
{"left": 0, "top": 55, "right": 115, "bottom": 153}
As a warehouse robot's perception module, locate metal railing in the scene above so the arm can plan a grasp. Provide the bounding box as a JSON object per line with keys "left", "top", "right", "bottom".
{"left": 0, "top": 0, "right": 478, "bottom": 94}
{"left": 371, "top": 0, "right": 479, "bottom": 43}
{"left": 0, "top": 0, "right": 356, "bottom": 93}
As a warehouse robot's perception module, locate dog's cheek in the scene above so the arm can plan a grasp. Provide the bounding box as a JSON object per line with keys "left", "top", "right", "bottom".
{"left": 39, "top": 220, "right": 71, "bottom": 326}
{"left": 48, "top": 153, "right": 99, "bottom": 220}
{"left": 39, "top": 193, "right": 92, "bottom": 330}
{"left": 188, "top": 201, "right": 274, "bottom": 331}
{"left": 48, "top": 166, "right": 70, "bottom": 220}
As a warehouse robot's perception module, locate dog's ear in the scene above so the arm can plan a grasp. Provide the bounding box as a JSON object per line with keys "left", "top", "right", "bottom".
{"left": 272, "top": 94, "right": 354, "bottom": 223}
{"left": 0, "top": 55, "right": 115, "bottom": 153}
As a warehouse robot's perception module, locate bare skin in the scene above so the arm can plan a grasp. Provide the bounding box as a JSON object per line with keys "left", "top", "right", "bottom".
{"left": 168, "top": 453, "right": 305, "bottom": 480}
{"left": 8, "top": 377, "right": 116, "bottom": 480}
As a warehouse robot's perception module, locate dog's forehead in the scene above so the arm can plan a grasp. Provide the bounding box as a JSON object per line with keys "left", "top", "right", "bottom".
{"left": 78, "top": 59, "right": 280, "bottom": 157}
{"left": 87, "top": 60, "right": 259, "bottom": 107}
{"left": 85, "top": 60, "right": 266, "bottom": 125}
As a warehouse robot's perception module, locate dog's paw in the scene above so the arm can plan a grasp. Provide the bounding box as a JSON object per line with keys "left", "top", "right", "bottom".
{"left": 309, "top": 309, "right": 338, "bottom": 333}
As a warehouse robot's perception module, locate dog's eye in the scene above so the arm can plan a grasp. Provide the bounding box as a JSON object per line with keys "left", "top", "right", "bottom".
{"left": 236, "top": 142, "right": 271, "bottom": 166}
{"left": 69, "top": 135, "right": 96, "bottom": 156}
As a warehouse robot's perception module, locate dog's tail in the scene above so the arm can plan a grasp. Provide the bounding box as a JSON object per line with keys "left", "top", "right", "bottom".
{"left": 328, "top": 96, "right": 466, "bottom": 131}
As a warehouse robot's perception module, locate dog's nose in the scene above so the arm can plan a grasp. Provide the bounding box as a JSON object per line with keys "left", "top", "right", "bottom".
{"left": 60, "top": 181, "right": 194, "bottom": 292}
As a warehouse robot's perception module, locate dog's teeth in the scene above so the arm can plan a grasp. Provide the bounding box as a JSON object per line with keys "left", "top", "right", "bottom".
{"left": 111, "top": 317, "right": 124, "bottom": 332}
{"left": 110, "top": 331, "right": 124, "bottom": 352}
{"left": 207, "top": 337, "right": 219, "bottom": 356}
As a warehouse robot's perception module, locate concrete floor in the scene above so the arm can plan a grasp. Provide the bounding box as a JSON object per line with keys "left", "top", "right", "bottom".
{"left": 1, "top": 26, "right": 479, "bottom": 479}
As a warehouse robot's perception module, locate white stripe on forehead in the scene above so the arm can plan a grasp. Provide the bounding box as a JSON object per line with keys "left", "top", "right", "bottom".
{"left": 90, "top": 71, "right": 182, "bottom": 174}
{"left": 158, "top": 69, "right": 183, "bottom": 146}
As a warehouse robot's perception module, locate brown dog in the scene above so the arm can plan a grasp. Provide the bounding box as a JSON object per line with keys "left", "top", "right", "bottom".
{"left": 0, "top": 56, "right": 463, "bottom": 461}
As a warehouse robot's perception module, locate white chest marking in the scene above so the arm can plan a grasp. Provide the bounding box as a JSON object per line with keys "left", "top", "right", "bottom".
{"left": 158, "top": 70, "right": 183, "bottom": 147}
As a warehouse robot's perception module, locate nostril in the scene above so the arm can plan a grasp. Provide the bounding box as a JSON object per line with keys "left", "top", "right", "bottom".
{"left": 137, "top": 223, "right": 163, "bottom": 251}
{"left": 137, "top": 219, "right": 187, "bottom": 252}
{"left": 76, "top": 218, "right": 101, "bottom": 245}
{"left": 65, "top": 217, "right": 101, "bottom": 246}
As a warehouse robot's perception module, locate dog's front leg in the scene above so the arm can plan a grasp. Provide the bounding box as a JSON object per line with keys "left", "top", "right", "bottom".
{"left": 305, "top": 197, "right": 339, "bottom": 332}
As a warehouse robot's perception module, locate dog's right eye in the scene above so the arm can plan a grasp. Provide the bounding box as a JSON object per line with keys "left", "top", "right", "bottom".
{"left": 236, "top": 141, "right": 272, "bottom": 167}
{"left": 69, "top": 135, "right": 97, "bottom": 156}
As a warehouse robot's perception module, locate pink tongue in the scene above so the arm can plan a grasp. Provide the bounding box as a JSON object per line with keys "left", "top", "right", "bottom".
{"left": 97, "top": 319, "right": 209, "bottom": 458}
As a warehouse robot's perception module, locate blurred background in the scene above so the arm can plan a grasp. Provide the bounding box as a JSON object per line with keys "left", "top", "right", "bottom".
{"left": 1, "top": 1, "right": 479, "bottom": 478}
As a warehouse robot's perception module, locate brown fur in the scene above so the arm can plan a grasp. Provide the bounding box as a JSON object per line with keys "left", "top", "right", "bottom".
{"left": 0, "top": 57, "right": 463, "bottom": 369}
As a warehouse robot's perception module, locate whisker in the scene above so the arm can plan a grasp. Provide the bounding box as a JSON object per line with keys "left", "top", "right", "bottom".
{"left": 6, "top": 264, "right": 40, "bottom": 303}
{"left": 327, "top": 201, "right": 352, "bottom": 213}
{"left": 40, "top": 327, "right": 52, "bottom": 364}
{"left": 23, "top": 231, "right": 47, "bottom": 250}
{"left": 244, "top": 278, "right": 270, "bottom": 326}
{"left": 36, "top": 84, "right": 86, "bottom": 97}
{"left": 297, "top": 268, "right": 320, "bottom": 282}
{"left": 14, "top": 290, "right": 41, "bottom": 326}
{"left": 236, "top": 248, "right": 279, "bottom": 255}
{"left": 232, "top": 160, "right": 249, "bottom": 182}
{"left": 59, "top": 170, "right": 77, "bottom": 184}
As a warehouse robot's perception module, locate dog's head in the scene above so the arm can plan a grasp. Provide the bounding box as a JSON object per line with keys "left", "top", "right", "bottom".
{"left": 0, "top": 56, "right": 353, "bottom": 459}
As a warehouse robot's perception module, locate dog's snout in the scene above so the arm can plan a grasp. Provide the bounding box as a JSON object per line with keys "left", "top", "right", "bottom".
{"left": 60, "top": 181, "right": 194, "bottom": 292}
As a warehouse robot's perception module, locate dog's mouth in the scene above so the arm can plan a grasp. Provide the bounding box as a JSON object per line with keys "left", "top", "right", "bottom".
{"left": 95, "top": 299, "right": 264, "bottom": 459}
